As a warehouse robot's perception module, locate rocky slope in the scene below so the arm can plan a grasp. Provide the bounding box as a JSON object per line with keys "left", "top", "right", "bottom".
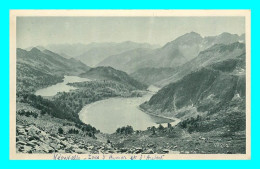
{"left": 155, "top": 42, "right": 245, "bottom": 87}
{"left": 16, "top": 124, "right": 90, "bottom": 154}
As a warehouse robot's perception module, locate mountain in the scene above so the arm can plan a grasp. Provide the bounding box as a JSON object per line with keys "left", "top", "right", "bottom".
{"left": 25, "top": 45, "right": 73, "bottom": 59}
{"left": 26, "top": 45, "right": 46, "bottom": 51}
{"left": 203, "top": 32, "right": 243, "bottom": 48}
{"left": 98, "top": 48, "right": 155, "bottom": 73}
{"left": 130, "top": 67, "right": 176, "bottom": 86}
{"left": 140, "top": 53, "right": 245, "bottom": 132}
{"left": 16, "top": 48, "right": 90, "bottom": 92}
{"left": 75, "top": 41, "right": 159, "bottom": 67}
{"left": 80, "top": 66, "right": 148, "bottom": 90}
{"left": 18, "top": 48, "right": 90, "bottom": 75}
{"left": 43, "top": 43, "right": 94, "bottom": 58}
{"left": 99, "top": 32, "right": 203, "bottom": 73}
{"left": 27, "top": 42, "right": 126, "bottom": 59}
{"left": 155, "top": 42, "right": 245, "bottom": 87}
{"left": 99, "top": 32, "right": 244, "bottom": 73}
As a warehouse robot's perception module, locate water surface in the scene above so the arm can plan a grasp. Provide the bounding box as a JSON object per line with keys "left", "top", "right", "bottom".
{"left": 79, "top": 86, "right": 179, "bottom": 134}
{"left": 35, "top": 75, "right": 91, "bottom": 97}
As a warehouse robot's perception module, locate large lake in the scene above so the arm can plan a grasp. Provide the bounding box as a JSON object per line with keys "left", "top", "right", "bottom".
{"left": 35, "top": 75, "right": 91, "bottom": 97}
{"left": 35, "top": 76, "right": 179, "bottom": 133}
{"left": 79, "top": 85, "right": 180, "bottom": 134}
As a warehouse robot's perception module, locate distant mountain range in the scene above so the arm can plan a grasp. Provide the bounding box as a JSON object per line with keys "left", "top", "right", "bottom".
{"left": 26, "top": 43, "right": 108, "bottom": 58}
{"left": 75, "top": 41, "right": 159, "bottom": 67}
{"left": 21, "top": 32, "right": 246, "bottom": 91}
{"left": 99, "top": 32, "right": 245, "bottom": 73}
{"left": 26, "top": 41, "right": 160, "bottom": 67}
{"left": 24, "top": 32, "right": 244, "bottom": 75}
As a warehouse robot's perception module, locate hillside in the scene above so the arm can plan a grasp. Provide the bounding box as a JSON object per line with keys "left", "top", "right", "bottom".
{"left": 16, "top": 48, "right": 90, "bottom": 92}
{"left": 130, "top": 67, "right": 176, "bottom": 86}
{"left": 140, "top": 54, "right": 245, "bottom": 134}
{"left": 80, "top": 66, "right": 148, "bottom": 90}
{"left": 155, "top": 42, "right": 245, "bottom": 87}
{"left": 97, "top": 48, "right": 154, "bottom": 73}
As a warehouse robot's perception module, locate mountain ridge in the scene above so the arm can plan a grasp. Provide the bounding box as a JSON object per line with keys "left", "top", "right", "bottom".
{"left": 99, "top": 32, "right": 244, "bottom": 73}
{"left": 16, "top": 47, "right": 90, "bottom": 92}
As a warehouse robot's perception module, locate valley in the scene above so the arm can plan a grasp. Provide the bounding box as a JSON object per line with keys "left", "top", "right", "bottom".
{"left": 16, "top": 31, "right": 246, "bottom": 154}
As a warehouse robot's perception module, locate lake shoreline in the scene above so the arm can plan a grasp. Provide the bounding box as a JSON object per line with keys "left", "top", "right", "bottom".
{"left": 138, "top": 107, "right": 181, "bottom": 127}
{"left": 34, "top": 75, "right": 92, "bottom": 97}
{"left": 139, "top": 107, "right": 176, "bottom": 121}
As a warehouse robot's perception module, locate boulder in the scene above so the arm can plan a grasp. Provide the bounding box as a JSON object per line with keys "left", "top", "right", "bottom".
{"left": 27, "top": 125, "right": 48, "bottom": 141}
{"left": 119, "top": 148, "right": 128, "bottom": 153}
{"left": 134, "top": 147, "right": 143, "bottom": 154}
{"left": 73, "top": 148, "right": 89, "bottom": 154}
{"left": 17, "top": 128, "right": 27, "bottom": 136}
{"left": 143, "top": 149, "right": 154, "bottom": 154}
{"left": 162, "top": 149, "right": 170, "bottom": 153}
{"left": 169, "top": 150, "right": 180, "bottom": 154}
{"left": 58, "top": 149, "right": 66, "bottom": 153}
{"left": 16, "top": 135, "right": 26, "bottom": 142}
{"left": 17, "top": 141, "right": 27, "bottom": 145}
{"left": 23, "top": 145, "right": 32, "bottom": 153}
{"left": 147, "top": 144, "right": 155, "bottom": 148}
{"left": 39, "top": 143, "right": 54, "bottom": 153}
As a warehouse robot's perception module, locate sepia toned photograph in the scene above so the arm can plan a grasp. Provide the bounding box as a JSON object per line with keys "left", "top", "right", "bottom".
{"left": 9, "top": 10, "right": 251, "bottom": 160}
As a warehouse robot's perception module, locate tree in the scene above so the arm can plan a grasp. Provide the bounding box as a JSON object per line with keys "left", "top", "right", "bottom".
{"left": 151, "top": 126, "right": 156, "bottom": 135}
{"left": 116, "top": 125, "right": 134, "bottom": 135}
{"left": 158, "top": 124, "right": 164, "bottom": 130}
{"left": 58, "top": 127, "right": 64, "bottom": 134}
{"left": 125, "top": 125, "right": 134, "bottom": 135}
{"left": 167, "top": 123, "right": 172, "bottom": 128}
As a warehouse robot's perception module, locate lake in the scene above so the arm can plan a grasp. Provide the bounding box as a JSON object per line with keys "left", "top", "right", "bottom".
{"left": 35, "top": 76, "right": 179, "bottom": 133}
{"left": 35, "top": 75, "right": 91, "bottom": 97}
{"left": 79, "top": 85, "right": 179, "bottom": 134}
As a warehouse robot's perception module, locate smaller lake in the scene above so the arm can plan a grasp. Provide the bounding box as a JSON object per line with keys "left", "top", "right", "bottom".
{"left": 35, "top": 75, "right": 91, "bottom": 97}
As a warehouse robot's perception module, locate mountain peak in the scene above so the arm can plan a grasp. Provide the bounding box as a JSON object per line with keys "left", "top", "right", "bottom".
{"left": 173, "top": 31, "right": 202, "bottom": 44}
{"left": 181, "top": 31, "right": 202, "bottom": 38}
{"left": 219, "top": 32, "right": 232, "bottom": 36}
{"left": 187, "top": 31, "right": 201, "bottom": 36}
{"left": 30, "top": 47, "right": 41, "bottom": 53}
{"left": 218, "top": 32, "right": 239, "bottom": 38}
{"left": 163, "top": 32, "right": 202, "bottom": 48}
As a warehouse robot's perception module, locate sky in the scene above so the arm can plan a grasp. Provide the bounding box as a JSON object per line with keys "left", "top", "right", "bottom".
{"left": 17, "top": 17, "right": 245, "bottom": 48}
